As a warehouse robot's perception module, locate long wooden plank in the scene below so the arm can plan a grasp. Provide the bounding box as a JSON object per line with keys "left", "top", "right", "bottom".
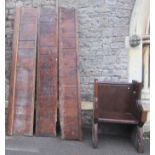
{"left": 59, "top": 8, "right": 82, "bottom": 140}
{"left": 7, "top": 7, "right": 38, "bottom": 136}
{"left": 35, "top": 8, "right": 58, "bottom": 136}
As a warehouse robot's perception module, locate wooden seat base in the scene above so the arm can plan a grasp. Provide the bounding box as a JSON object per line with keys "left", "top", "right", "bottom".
{"left": 98, "top": 112, "right": 138, "bottom": 125}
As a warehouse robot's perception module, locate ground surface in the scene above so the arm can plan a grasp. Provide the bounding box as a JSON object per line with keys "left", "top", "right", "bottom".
{"left": 6, "top": 129, "right": 150, "bottom": 155}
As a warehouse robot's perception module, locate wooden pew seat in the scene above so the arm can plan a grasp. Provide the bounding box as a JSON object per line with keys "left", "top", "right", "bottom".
{"left": 92, "top": 80, "right": 147, "bottom": 153}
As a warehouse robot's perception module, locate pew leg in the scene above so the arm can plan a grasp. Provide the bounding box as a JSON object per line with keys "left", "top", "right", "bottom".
{"left": 136, "top": 126, "right": 144, "bottom": 153}
{"left": 92, "top": 123, "right": 98, "bottom": 148}
{"left": 131, "top": 126, "right": 144, "bottom": 153}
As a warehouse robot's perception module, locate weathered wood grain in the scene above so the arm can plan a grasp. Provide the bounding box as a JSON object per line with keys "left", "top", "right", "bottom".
{"left": 59, "top": 8, "right": 82, "bottom": 140}
{"left": 35, "top": 8, "right": 58, "bottom": 136}
{"left": 7, "top": 7, "right": 38, "bottom": 136}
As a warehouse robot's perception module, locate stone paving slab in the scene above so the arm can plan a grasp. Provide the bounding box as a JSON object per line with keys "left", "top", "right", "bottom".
{"left": 6, "top": 133, "right": 150, "bottom": 155}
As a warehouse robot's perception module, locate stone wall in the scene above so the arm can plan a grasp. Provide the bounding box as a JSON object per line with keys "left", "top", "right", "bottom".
{"left": 78, "top": 0, "right": 135, "bottom": 101}
{"left": 5, "top": 0, "right": 135, "bottom": 102}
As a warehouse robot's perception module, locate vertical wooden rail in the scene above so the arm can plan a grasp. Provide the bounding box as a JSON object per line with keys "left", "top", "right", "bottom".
{"left": 59, "top": 7, "right": 82, "bottom": 140}
{"left": 7, "top": 7, "right": 21, "bottom": 136}
{"left": 93, "top": 79, "right": 99, "bottom": 123}
{"left": 35, "top": 8, "right": 58, "bottom": 136}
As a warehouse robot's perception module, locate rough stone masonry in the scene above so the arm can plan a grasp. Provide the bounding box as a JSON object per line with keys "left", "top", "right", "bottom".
{"left": 5, "top": 0, "right": 135, "bottom": 125}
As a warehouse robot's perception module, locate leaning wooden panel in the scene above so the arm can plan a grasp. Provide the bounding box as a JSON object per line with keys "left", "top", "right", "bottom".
{"left": 35, "top": 8, "right": 58, "bottom": 136}
{"left": 59, "top": 8, "right": 82, "bottom": 140}
{"left": 7, "top": 7, "right": 38, "bottom": 136}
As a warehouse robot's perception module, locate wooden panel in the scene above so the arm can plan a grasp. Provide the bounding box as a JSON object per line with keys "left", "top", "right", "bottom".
{"left": 98, "top": 83, "right": 133, "bottom": 115}
{"left": 59, "top": 8, "right": 82, "bottom": 140}
{"left": 35, "top": 8, "right": 58, "bottom": 136}
{"left": 7, "top": 7, "right": 38, "bottom": 136}
{"left": 93, "top": 81, "right": 144, "bottom": 124}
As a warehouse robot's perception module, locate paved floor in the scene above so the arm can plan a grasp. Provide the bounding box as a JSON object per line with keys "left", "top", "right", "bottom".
{"left": 6, "top": 131, "right": 150, "bottom": 155}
